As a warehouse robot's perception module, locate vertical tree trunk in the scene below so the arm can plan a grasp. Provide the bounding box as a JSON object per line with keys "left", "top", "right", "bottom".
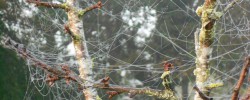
{"left": 66, "top": 0, "right": 97, "bottom": 100}
{"left": 194, "top": 0, "right": 217, "bottom": 100}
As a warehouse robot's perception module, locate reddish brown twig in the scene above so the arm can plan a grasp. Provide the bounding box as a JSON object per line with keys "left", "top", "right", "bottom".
{"left": 61, "top": 65, "right": 77, "bottom": 84}
{"left": 232, "top": 56, "right": 250, "bottom": 100}
{"left": 101, "top": 76, "right": 110, "bottom": 87}
{"left": 106, "top": 91, "right": 121, "bottom": 99}
{"left": 26, "top": 0, "right": 69, "bottom": 10}
{"left": 46, "top": 74, "right": 59, "bottom": 86}
{"left": 85, "top": 1, "right": 102, "bottom": 10}
{"left": 79, "top": 1, "right": 103, "bottom": 16}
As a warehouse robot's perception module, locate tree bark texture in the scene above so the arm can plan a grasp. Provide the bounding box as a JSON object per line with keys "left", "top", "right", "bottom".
{"left": 194, "top": 0, "right": 217, "bottom": 100}
{"left": 66, "top": 0, "right": 97, "bottom": 100}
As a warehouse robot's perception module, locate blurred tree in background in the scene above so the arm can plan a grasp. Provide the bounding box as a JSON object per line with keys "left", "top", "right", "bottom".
{"left": 0, "top": 1, "right": 28, "bottom": 99}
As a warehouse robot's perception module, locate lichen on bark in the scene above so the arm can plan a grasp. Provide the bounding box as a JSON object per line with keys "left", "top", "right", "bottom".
{"left": 194, "top": 0, "right": 222, "bottom": 100}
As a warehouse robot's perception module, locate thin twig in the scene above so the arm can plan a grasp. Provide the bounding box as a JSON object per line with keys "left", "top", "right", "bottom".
{"left": 232, "top": 56, "right": 250, "bottom": 100}
{"left": 26, "top": 0, "right": 69, "bottom": 10}
{"left": 223, "top": 0, "right": 241, "bottom": 13}
{"left": 79, "top": 1, "right": 103, "bottom": 16}
{"left": 218, "top": 0, "right": 241, "bottom": 19}
{"left": 193, "top": 85, "right": 213, "bottom": 100}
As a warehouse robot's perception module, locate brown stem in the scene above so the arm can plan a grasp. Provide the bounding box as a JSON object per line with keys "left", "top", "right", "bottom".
{"left": 92, "top": 77, "right": 177, "bottom": 100}
{"left": 79, "top": 1, "right": 103, "bottom": 16}
{"left": 26, "top": 0, "right": 69, "bottom": 10}
{"left": 232, "top": 56, "right": 250, "bottom": 100}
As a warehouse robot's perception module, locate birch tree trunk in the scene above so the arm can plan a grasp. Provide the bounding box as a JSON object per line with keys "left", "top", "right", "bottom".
{"left": 194, "top": 0, "right": 217, "bottom": 100}
{"left": 66, "top": 0, "right": 97, "bottom": 100}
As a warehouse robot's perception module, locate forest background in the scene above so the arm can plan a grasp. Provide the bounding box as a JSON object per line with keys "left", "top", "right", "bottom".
{"left": 0, "top": 0, "right": 250, "bottom": 100}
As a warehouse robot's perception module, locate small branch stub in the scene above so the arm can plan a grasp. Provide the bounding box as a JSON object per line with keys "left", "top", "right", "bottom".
{"left": 78, "top": 1, "right": 103, "bottom": 16}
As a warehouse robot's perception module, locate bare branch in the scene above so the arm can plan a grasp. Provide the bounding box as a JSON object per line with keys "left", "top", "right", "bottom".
{"left": 232, "top": 56, "right": 250, "bottom": 100}
{"left": 26, "top": 0, "right": 69, "bottom": 10}
{"left": 92, "top": 77, "right": 177, "bottom": 100}
{"left": 78, "top": 1, "right": 103, "bottom": 16}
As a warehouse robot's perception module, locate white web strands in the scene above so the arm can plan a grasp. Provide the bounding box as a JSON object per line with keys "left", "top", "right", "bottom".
{"left": 1, "top": 0, "right": 250, "bottom": 99}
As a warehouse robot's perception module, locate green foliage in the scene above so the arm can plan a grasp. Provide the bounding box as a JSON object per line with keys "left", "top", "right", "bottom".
{"left": 0, "top": 2, "right": 28, "bottom": 99}
{"left": 0, "top": 46, "right": 28, "bottom": 100}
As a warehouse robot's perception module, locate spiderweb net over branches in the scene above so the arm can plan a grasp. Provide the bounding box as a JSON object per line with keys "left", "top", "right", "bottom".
{"left": 1, "top": 0, "right": 250, "bottom": 99}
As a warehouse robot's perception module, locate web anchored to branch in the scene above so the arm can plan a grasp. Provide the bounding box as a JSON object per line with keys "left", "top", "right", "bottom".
{"left": 1, "top": 37, "right": 176, "bottom": 99}
{"left": 1, "top": 0, "right": 250, "bottom": 99}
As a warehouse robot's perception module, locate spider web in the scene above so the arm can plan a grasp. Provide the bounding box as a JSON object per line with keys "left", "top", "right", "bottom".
{"left": 1, "top": 0, "right": 250, "bottom": 99}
